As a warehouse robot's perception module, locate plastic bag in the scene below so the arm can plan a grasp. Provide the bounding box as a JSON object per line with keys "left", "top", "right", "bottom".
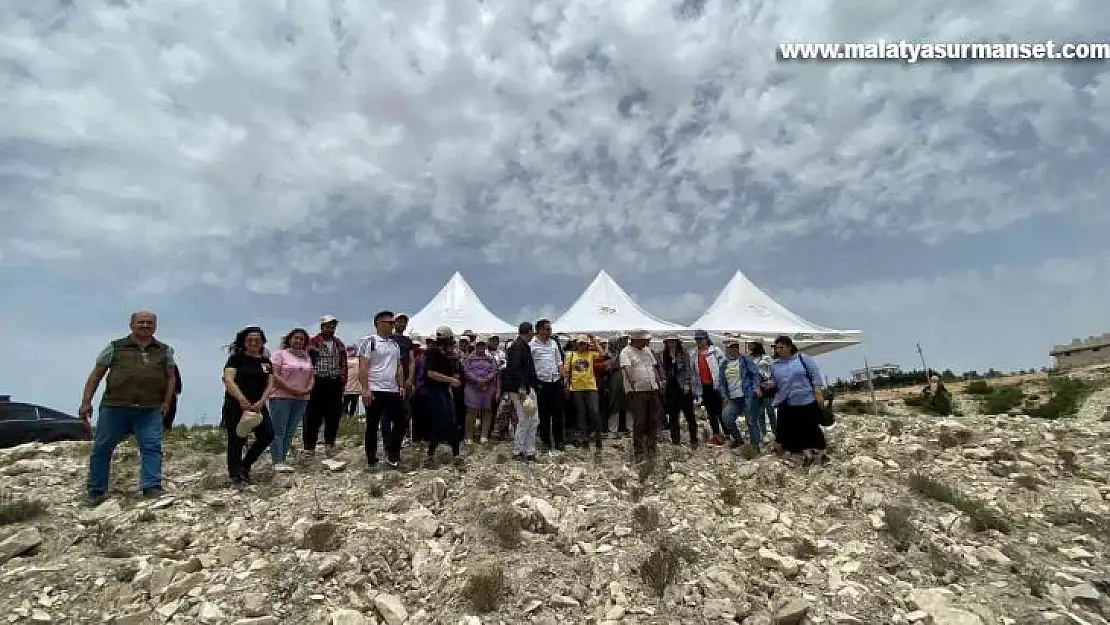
{"left": 521, "top": 390, "right": 538, "bottom": 416}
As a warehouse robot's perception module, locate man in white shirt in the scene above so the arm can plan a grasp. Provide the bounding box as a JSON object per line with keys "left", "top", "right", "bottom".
{"left": 529, "top": 318, "right": 566, "bottom": 451}
{"left": 358, "top": 310, "right": 405, "bottom": 469}
{"left": 619, "top": 329, "right": 663, "bottom": 466}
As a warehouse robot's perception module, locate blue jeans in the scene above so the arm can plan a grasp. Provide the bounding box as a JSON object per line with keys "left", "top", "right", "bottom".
{"left": 268, "top": 397, "right": 308, "bottom": 463}
{"left": 757, "top": 395, "right": 777, "bottom": 435}
{"left": 744, "top": 396, "right": 766, "bottom": 447}
{"left": 87, "top": 405, "right": 163, "bottom": 496}
{"left": 722, "top": 397, "right": 745, "bottom": 441}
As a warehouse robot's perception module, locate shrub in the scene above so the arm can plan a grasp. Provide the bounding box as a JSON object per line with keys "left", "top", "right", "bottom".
{"left": 905, "top": 391, "right": 953, "bottom": 416}
{"left": 1029, "top": 377, "right": 1091, "bottom": 420}
{"left": 964, "top": 380, "right": 993, "bottom": 395}
{"left": 839, "top": 398, "right": 871, "bottom": 415}
{"left": 982, "top": 386, "right": 1024, "bottom": 414}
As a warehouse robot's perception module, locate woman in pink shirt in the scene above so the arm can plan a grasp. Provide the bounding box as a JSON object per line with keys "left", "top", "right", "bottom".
{"left": 268, "top": 328, "right": 315, "bottom": 472}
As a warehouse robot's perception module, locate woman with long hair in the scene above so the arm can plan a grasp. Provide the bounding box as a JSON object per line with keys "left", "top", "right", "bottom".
{"left": 765, "top": 336, "right": 828, "bottom": 465}
{"left": 268, "top": 328, "right": 314, "bottom": 472}
{"left": 343, "top": 345, "right": 362, "bottom": 418}
{"left": 660, "top": 335, "right": 697, "bottom": 447}
{"left": 222, "top": 326, "right": 276, "bottom": 487}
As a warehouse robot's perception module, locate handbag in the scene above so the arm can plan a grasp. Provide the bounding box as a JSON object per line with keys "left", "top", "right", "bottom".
{"left": 797, "top": 355, "right": 836, "bottom": 427}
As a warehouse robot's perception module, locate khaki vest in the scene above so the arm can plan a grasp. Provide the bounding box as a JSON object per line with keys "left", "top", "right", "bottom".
{"left": 101, "top": 337, "right": 171, "bottom": 409}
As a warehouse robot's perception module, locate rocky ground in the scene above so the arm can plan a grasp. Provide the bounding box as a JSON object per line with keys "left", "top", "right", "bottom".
{"left": 2, "top": 371, "right": 1110, "bottom": 625}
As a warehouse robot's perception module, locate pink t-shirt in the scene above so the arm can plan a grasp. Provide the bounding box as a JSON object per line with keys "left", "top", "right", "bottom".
{"left": 270, "top": 348, "right": 314, "bottom": 399}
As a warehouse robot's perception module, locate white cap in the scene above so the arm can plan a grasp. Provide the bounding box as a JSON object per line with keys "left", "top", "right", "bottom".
{"left": 320, "top": 315, "right": 338, "bottom": 325}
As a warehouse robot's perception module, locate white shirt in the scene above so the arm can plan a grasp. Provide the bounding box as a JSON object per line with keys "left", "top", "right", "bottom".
{"left": 619, "top": 345, "right": 658, "bottom": 393}
{"left": 492, "top": 348, "right": 507, "bottom": 371}
{"left": 357, "top": 334, "right": 400, "bottom": 393}
{"left": 529, "top": 338, "right": 563, "bottom": 383}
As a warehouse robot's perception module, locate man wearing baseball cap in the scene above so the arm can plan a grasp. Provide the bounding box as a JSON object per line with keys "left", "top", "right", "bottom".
{"left": 305, "top": 315, "right": 348, "bottom": 458}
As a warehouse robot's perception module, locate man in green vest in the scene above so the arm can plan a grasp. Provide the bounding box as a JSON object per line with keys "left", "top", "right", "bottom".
{"left": 79, "top": 310, "right": 177, "bottom": 504}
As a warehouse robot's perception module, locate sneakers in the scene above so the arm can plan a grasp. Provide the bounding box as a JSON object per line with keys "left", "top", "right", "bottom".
{"left": 274, "top": 463, "right": 295, "bottom": 473}
{"left": 236, "top": 411, "right": 263, "bottom": 437}
{"left": 479, "top": 437, "right": 489, "bottom": 444}
{"left": 324, "top": 445, "right": 336, "bottom": 458}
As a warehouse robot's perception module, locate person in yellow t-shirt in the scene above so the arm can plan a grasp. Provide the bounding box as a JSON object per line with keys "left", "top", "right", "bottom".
{"left": 564, "top": 335, "right": 602, "bottom": 452}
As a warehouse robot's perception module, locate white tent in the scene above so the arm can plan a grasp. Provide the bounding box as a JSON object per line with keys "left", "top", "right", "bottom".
{"left": 405, "top": 272, "right": 516, "bottom": 338}
{"left": 553, "top": 270, "right": 688, "bottom": 335}
{"left": 690, "top": 270, "right": 862, "bottom": 356}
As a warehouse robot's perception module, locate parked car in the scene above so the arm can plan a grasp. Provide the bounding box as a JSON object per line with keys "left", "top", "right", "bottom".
{"left": 0, "top": 396, "right": 93, "bottom": 448}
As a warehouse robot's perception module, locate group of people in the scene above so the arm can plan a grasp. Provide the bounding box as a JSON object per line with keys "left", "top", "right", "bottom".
{"left": 77, "top": 309, "right": 833, "bottom": 503}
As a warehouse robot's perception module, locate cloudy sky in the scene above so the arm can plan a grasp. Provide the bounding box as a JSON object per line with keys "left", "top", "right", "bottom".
{"left": 2, "top": 1, "right": 1108, "bottom": 424}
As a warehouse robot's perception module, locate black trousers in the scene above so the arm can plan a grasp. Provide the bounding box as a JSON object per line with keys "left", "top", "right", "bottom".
{"left": 304, "top": 376, "right": 344, "bottom": 450}
{"left": 536, "top": 381, "right": 565, "bottom": 448}
{"left": 453, "top": 387, "right": 467, "bottom": 439}
{"left": 410, "top": 389, "right": 430, "bottom": 442}
{"left": 665, "top": 381, "right": 697, "bottom": 444}
{"left": 364, "top": 391, "right": 406, "bottom": 463}
{"left": 222, "top": 399, "right": 274, "bottom": 480}
{"left": 702, "top": 386, "right": 724, "bottom": 435}
{"left": 343, "top": 393, "right": 359, "bottom": 417}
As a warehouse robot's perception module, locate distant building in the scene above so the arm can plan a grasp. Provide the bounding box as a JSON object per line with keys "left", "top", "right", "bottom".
{"left": 850, "top": 363, "right": 901, "bottom": 383}
{"left": 1051, "top": 333, "right": 1110, "bottom": 369}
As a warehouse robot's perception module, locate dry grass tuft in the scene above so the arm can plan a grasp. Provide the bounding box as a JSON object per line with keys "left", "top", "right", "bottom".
{"left": 0, "top": 493, "right": 47, "bottom": 525}
{"left": 639, "top": 535, "right": 698, "bottom": 596}
{"left": 368, "top": 480, "right": 385, "bottom": 498}
{"left": 462, "top": 564, "right": 506, "bottom": 613}
{"left": 631, "top": 503, "right": 660, "bottom": 531}
{"left": 907, "top": 473, "right": 1012, "bottom": 534}
{"left": 475, "top": 472, "right": 500, "bottom": 491}
{"left": 720, "top": 486, "right": 742, "bottom": 507}
{"left": 302, "top": 521, "right": 344, "bottom": 552}
{"left": 880, "top": 503, "right": 919, "bottom": 551}
{"left": 887, "top": 419, "right": 904, "bottom": 437}
{"left": 481, "top": 505, "right": 524, "bottom": 549}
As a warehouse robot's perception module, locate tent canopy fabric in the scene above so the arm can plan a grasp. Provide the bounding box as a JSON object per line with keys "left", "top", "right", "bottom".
{"left": 405, "top": 272, "right": 516, "bottom": 337}
{"left": 553, "top": 270, "right": 687, "bottom": 335}
{"left": 690, "top": 270, "right": 861, "bottom": 352}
